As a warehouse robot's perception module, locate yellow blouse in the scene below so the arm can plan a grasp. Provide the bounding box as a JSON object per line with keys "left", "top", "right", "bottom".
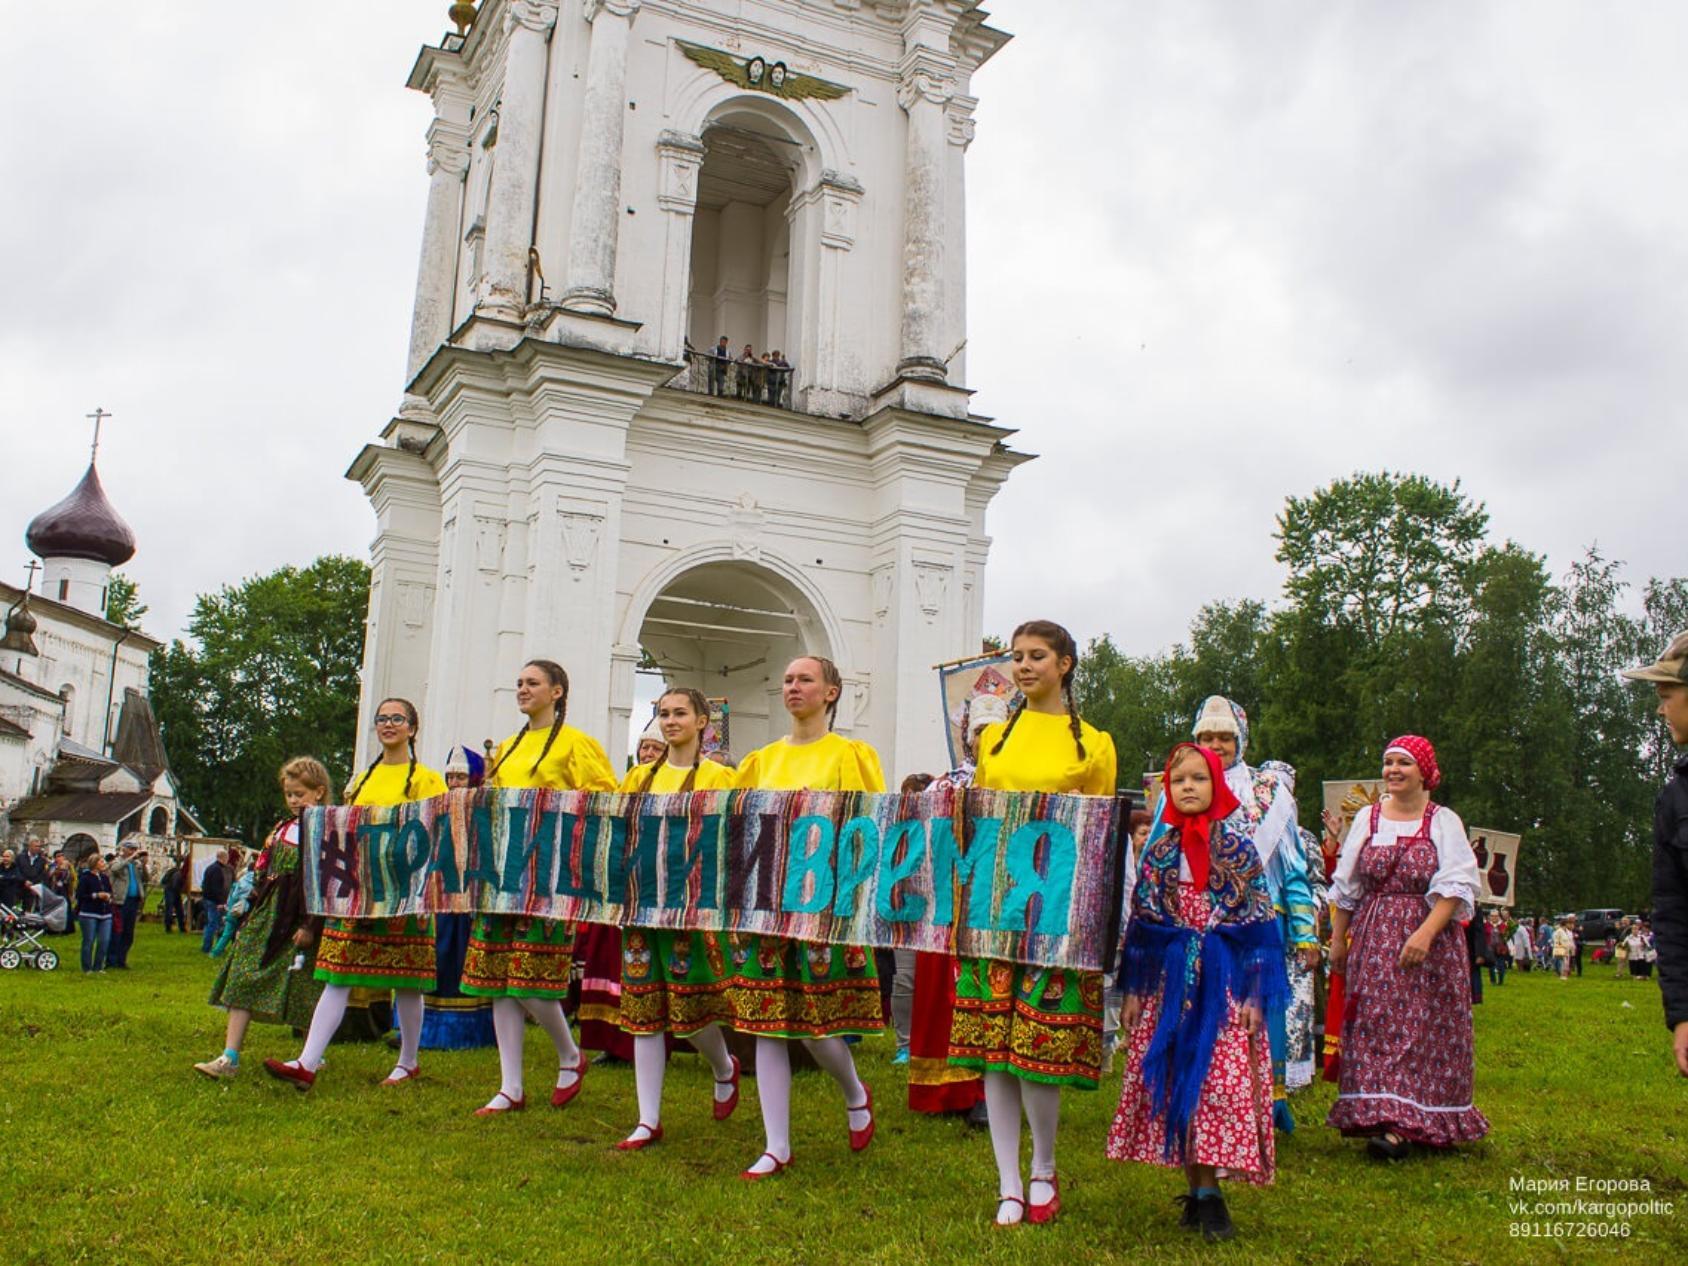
{"left": 733, "top": 732, "right": 887, "bottom": 793}
{"left": 348, "top": 760, "right": 448, "bottom": 807}
{"left": 488, "top": 725, "right": 617, "bottom": 792}
{"left": 973, "top": 709, "right": 1117, "bottom": 797}
{"left": 618, "top": 758, "right": 737, "bottom": 794}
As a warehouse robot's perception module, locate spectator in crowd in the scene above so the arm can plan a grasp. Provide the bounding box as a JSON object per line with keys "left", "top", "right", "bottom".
{"left": 1551, "top": 918, "right": 1574, "bottom": 981}
{"left": 47, "top": 854, "right": 76, "bottom": 935}
{"left": 107, "top": 841, "right": 149, "bottom": 970}
{"left": 1486, "top": 912, "right": 1511, "bottom": 985}
{"left": 709, "top": 335, "right": 731, "bottom": 396}
{"left": 1509, "top": 917, "right": 1533, "bottom": 972}
{"left": 161, "top": 854, "right": 189, "bottom": 933}
{"left": 18, "top": 837, "right": 48, "bottom": 911}
{"left": 77, "top": 854, "right": 114, "bottom": 972}
{"left": 1572, "top": 920, "right": 1584, "bottom": 977}
{"left": 737, "top": 343, "right": 762, "bottom": 401}
{"left": 200, "top": 849, "right": 231, "bottom": 955}
{"left": 1621, "top": 630, "right": 1687, "bottom": 1077}
{"left": 0, "top": 849, "right": 23, "bottom": 910}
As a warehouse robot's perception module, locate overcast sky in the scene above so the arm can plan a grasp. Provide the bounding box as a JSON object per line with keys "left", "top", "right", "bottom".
{"left": 3, "top": 1, "right": 1682, "bottom": 660}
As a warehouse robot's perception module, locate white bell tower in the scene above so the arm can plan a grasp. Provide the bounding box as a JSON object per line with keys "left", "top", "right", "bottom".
{"left": 350, "top": 0, "right": 1028, "bottom": 778}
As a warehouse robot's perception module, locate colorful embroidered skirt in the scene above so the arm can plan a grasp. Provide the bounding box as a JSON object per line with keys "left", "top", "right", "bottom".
{"left": 950, "top": 958, "right": 1103, "bottom": 1088}
{"left": 721, "top": 934, "right": 882, "bottom": 1039}
{"left": 460, "top": 915, "right": 575, "bottom": 999}
{"left": 619, "top": 927, "right": 739, "bottom": 1037}
{"left": 909, "top": 952, "right": 983, "bottom": 1113}
{"left": 575, "top": 924, "right": 633, "bottom": 1058}
{"left": 314, "top": 916, "right": 437, "bottom": 991}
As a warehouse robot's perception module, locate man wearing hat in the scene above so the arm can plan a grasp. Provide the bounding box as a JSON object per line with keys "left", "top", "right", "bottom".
{"left": 107, "top": 840, "right": 150, "bottom": 970}
{"left": 1622, "top": 631, "right": 1688, "bottom": 1077}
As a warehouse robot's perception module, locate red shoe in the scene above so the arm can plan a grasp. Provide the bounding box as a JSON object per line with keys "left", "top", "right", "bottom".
{"left": 262, "top": 1059, "right": 316, "bottom": 1092}
{"left": 550, "top": 1056, "right": 587, "bottom": 1108}
{"left": 848, "top": 1082, "right": 875, "bottom": 1152}
{"left": 992, "top": 1195, "right": 1027, "bottom": 1228}
{"left": 614, "top": 1123, "right": 663, "bottom": 1151}
{"left": 1027, "top": 1174, "right": 1061, "bottom": 1225}
{"left": 739, "top": 1152, "right": 792, "bottom": 1181}
{"left": 380, "top": 1065, "right": 420, "bottom": 1087}
{"left": 473, "top": 1091, "right": 525, "bottom": 1117}
{"left": 713, "top": 1055, "right": 741, "bottom": 1122}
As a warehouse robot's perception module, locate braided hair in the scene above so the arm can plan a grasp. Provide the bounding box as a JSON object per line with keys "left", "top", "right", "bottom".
{"left": 486, "top": 660, "right": 570, "bottom": 782}
{"left": 990, "top": 620, "right": 1087, "bottom": 761}
{"left": 348, "top": 698, "right": 420, "bottom": 801}
{"left": 638, "top": 687, "right": 713, "bottom": 794}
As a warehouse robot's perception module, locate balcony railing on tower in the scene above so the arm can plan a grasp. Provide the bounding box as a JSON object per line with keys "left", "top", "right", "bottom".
{"left": 671, "top": 347, "right": 795, "bottom": 409}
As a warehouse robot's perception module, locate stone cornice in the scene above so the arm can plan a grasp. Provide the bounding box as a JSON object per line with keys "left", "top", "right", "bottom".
{"left": 0, "top": 582, "right": 161, "bottom": 652}
{"left": 583, "top": 0, "right": 641, "bottom": 20}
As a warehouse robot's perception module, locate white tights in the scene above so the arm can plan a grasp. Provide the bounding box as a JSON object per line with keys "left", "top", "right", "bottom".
{"left": 744, "top": 1036, "right": 870, "bottom": 1174}
{"left": 490, "top": 996, "right": 581, "bottom": 1103}
{"left": 625, "top": 1024, "right": 736, "bottom": 1139}
{"left": 296, "top": 986, "right": 426, "bottom": 1077}
{"left": 984, "top": 1071, "right": 1062, "bottom": 1224}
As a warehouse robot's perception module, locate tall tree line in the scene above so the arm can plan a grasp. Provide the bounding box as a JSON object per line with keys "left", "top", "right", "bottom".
{"left": 1075, "top": 472, "right": 1682, "bottom": 912}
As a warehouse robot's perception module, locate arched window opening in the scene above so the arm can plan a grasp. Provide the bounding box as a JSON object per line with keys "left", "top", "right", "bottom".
{"left": 687, "top": 122, "right": 796, "bottom": 406}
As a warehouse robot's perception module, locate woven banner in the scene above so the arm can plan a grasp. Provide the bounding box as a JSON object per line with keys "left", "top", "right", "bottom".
{"left": 301, "top": 786, "right": 1127, "bottom": 971}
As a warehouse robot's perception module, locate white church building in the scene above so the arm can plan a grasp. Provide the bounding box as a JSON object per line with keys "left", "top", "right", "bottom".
{"left": 351, "top": 0, "right": 1027, "bottom": 778}
{"left": 0, "top": 450, "right": 199, "bottom": 855}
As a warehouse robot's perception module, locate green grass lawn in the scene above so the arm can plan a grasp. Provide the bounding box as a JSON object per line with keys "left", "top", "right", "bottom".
{"left": 2, "top": 926, "right": 1684, "bottom": 1265}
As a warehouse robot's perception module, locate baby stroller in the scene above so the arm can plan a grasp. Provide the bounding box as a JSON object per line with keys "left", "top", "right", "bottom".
{"left": 0, "top": 883, "right": 67, "bottom": 971}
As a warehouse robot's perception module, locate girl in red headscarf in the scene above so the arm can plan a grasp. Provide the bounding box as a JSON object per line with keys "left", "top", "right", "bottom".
{"left": 1106, "top": 743, "right": 1286, "bottom": 1243}
{"left": 1324, "top": 735, "right": 1487, "bottom": 1159}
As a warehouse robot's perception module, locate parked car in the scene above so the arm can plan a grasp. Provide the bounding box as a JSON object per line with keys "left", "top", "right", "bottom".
{"left": 1577, "top": 908, "right": 1625, "bottom": 942}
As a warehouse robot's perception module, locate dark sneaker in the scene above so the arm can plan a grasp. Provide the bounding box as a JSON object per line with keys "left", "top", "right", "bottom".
{"left": 1174, "top": 1194, "right": 1199, "bottom": 1231}
{"left": 1193, "top": 1192, "right": 1235, "bottom": 1243}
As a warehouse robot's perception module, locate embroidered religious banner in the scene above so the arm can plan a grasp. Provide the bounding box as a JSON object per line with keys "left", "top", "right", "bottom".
{"left": 301, "top": 785, "right": 1128, "bottom": 971}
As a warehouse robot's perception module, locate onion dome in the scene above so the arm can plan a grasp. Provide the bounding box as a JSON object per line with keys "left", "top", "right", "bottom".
{"left": 25, "top": 463, "right": 137, "bottom": 567}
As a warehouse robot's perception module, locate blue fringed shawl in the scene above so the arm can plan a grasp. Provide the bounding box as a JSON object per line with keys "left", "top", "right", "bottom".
{"left": 1123, "top": 811, "right": 1288, "bottom": 1162}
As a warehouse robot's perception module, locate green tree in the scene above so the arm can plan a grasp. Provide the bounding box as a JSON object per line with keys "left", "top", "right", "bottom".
{"left": 151, "top": 555, "right": 370, "bottom": 845}
{"left": 105, "top": 573, "right": 147, "bottom": 627}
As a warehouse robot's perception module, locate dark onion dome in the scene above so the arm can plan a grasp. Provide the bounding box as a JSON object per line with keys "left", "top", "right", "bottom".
{"left": 25, "top": 463, "right": 137, "bottom": 567}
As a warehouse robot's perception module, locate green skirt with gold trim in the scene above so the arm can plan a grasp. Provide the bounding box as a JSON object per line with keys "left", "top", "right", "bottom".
{"left": 460, "top": 915, "right": 575, "bottom": 1000}
{"left": 314, "top": 916, "right": 437, "bottom": 991}
{"left": 950, "top": 957, "right": 1103, "bottom": 1089}
{"left": 619, "top": 928, "right": 738, "bottom": 1036}
{"left": 721, "top": 934, "right": 882, "bottom": 1039}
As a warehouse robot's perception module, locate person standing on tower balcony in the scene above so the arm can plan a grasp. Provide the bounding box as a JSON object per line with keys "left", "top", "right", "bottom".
{"left": 463, "top": 660, "right": 617, "bottom": 1117}
{"left": 949, "top": 620, "right": 1117, "bottom": 1227}
{"left": 767, "top": 351, "right": 791, "bottom": 408}
{"left": 736, "top": 344, "right": 761, "bottom": 401}
{"left": 709, "top": 336, "right": 731, "bottom": 396}
{"left": 730, "top": 655, "right": 885, "bottom": 1181}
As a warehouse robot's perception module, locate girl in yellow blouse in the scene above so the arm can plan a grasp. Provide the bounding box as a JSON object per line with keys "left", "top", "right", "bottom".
{"left": 614, "top": 687, "right": 743, "bottom": 1151}
{"left": 263, "top": 698, "right": 447, "bottom": 1092}
{"left": 731, "top": 655, "right": 885, "bottom": 1180}
{"left": 950, "top": 621, "right": 1117, "bottom": 1227}
{"left": 463, "top": 659, "right": 617, "bottom": 1116}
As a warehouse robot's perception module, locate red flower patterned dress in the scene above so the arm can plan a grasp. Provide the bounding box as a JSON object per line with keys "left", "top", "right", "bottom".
{"left": 1325, "top": 803, "right": 1489, "bottom": 1146}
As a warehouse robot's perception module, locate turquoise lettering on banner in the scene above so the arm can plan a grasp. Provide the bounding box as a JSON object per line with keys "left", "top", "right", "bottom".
{"left": 631, "top": 812, "right": 664, "bottom": 905}
{"left": 556, "top": 813, "right": 601, "bottom": 900}
{"left": 392, "top": 819, "right": 433, "bottom": 902}
{"left": 357, "top": 821, "right": 396, "bottom": 905}
{"left": 598, "top": 815, "right": 630, "bottom": 901}
{"left": 662, "top": 814, "right": 715, "bottom": 910}
{"left": 998, "top": 822, "right": 1076, "bottom": 936}
{"left": 465, "top": 804, "right": 500, "bottom": 890}
{"left": 874, "top": 819, "right": 927, "bottom": 923}
{"left": 831, "top": 816, "right": 880, "bottom": 918}
{"left": 529, "top": 810, "right": 558, "bottom": 896}
{"left": 929, "top": 816, "right": 1000, "bottom": 930}
{"left": 781, "top": 815, "right": 836, "bottom": 914}
{"left": 501, "top": 804, "right": 535, "bottom": 894}
{"left": 427, "top": 814, "right": 461, "bottom": 894}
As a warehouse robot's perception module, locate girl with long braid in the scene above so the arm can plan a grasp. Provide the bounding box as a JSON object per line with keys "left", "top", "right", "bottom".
{"left": 463, "top": 659, "right": 617, "bottom": 1116}
{"left": 613, "top": 687, "right": 742, "bottom": 1150}
{"left": 949, "top": 620, "right": 1117, "bottom": 1227}
{"left": 730, "top": 655, "right": 884, "bottom": 1180}
{"left": 264, "top": 701, "right": 446, "bottom": 1091}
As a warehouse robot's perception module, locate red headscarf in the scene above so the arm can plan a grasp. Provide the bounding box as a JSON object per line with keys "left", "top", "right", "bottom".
{"left": 1160, "top": 742, "right": 1241, "bottom": 889}
{"left": 1384, "top": 734, "right": 1442, "bottom": 790}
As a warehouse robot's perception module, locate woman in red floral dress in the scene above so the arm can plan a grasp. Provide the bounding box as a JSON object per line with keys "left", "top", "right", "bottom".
{"left": 1325, "top": 735, "right": 1488, "bottom": 1159}
{"left": 1107, "top": 743, "right": 1286, "bottom": 1243}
